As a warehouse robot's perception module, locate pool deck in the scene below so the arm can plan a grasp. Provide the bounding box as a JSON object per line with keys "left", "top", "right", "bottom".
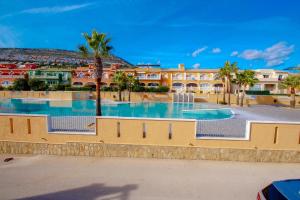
{"left": 197, "top": 104, "right": 300, "bottom": 138}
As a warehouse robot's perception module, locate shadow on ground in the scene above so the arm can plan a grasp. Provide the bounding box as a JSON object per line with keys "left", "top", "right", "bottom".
{"left": 16, "top": 183, "right": 138, "bottom": 200}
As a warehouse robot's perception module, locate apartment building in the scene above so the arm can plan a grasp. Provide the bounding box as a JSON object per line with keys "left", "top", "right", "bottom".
{"left": 0, "top": 63, "right": 37, "bottom": 87}
{"left": 71, "top": 64, "right": 223, "bottom": 94}
{"left": 249, "top": 69, "right": 290, "bottom": 94}
{"left": 28, "top": 67, "right": 72, "bottom": 86}
{"left": 71, "top": 63, "right": 295, "bottom": 94}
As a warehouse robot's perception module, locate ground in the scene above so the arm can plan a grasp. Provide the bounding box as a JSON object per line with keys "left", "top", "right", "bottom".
{"left": 0, "top": 155, "right": 300, "bottom": 200}
{"left": 198, "top": 104, "right": 300, "bottom": 137}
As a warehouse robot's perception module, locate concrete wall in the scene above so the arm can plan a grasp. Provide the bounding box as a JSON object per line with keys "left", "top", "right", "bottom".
{"left": 0, "top": 114, "right": 299, "bottom": 160}
{"left": 247, "top": 95, "right": 300, "bottom": 106}
{"left": 1, "top": 91, "right": 299, "bottom": 107}
{"left": 1, "top": 141, "right": 299, "bottom": 162}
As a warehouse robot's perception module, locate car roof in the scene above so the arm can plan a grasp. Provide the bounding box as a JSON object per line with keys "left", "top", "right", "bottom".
{"left": 272, "top": 179, "right": 300, "bottom": 200}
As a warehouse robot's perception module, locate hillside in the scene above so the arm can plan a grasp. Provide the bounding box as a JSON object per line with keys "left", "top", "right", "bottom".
{"left": 0, "top": 48, "right": 133, "bottom": 68}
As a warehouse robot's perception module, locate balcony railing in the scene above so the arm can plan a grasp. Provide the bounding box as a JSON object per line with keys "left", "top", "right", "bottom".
{"left": 172, "top": 76, "right": 183, "bottom": 80}
{"left": 0, "top": 75, "right": 24, "bottom": 78}
{"left": 137, "top": 75, "right": 161, "bottom": 80}
{"left": 186, "top": 77, "right": 198, "bottom": 80}
{"left": 257, "top": 77, "right": 280, "bottom": 82}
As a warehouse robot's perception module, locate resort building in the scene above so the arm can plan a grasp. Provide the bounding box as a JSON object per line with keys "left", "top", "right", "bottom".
{"left": 28, "top": 68, "right": 72, "bottom": 86}
{"left": 72, "top": 64, "right": 120, "bottom": 88}
{"left": 72, "top": 64, "right": 223, "bottom": 94}
{"left": 71, "top": 63, "right": 295, "bottom": 94}
{"left": 250, "top": 69, "right": 290, "bottom": 94}
{"left": 0, "top": 63, "right": 37, "bottom": 87}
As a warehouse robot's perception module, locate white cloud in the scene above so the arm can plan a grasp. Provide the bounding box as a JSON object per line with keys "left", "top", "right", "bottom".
{"left": 0, "top": 3, "right": 93, "bottom": 18}
{"left": 0, "top": 26, "right": 18, "bottom": 47}
{"left": 212, "top": 48, "right": 221, "bottom": 54}
{"left": 192, "top": 63, "right": 200, "bottom": 69}
{"left": 230, "top": 51, "right": 239, "bottom": 57}
{"left": 191, "top": 46, "right": 207, "bottom": 57}
{"left": 239, "top": 42, "right": 294, "bottom": 66}
{"left": 21, "top": 3, "right": 93, "bottom": 14}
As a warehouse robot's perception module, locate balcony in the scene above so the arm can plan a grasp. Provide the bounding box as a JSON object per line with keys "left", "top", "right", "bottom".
{"left": 186, "top": 76, "right": 198, "bottom": 81}
{"left": 32, "top": 75, "right": 59, "bottom": 79}
{"left": 0, "top": 75, "right": 24, "bottom": 78}
{"left": 257, "top": 77, "right": 280, "bottom": 82}
{"left": 137, "top": 74, "right": 161, "bottom": 80}
{"left": 172, "top": 76, "right": 183, "bottom": 80}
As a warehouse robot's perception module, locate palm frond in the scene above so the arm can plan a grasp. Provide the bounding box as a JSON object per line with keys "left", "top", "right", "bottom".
{"left": 78, "top": 45, "right": 89, "bottom": 58}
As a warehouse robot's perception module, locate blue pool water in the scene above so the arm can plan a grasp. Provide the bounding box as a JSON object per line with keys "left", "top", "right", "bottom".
{"left": 0, "top": 98, "right": 233, "bottom": 120}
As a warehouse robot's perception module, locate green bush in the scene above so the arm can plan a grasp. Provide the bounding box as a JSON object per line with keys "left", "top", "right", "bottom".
{"left": 65, "top": 86, "right": 95, "bottom": 91}
{"left": 101, "top": 86, "right": 118, "bottom": 92}
{"left": 28, "top": 79, "right": 48, "bottom": 91}
{"left": 12, "top": 78, "right": 30, "bottom": 91}
{"left": 144, "top": 86, "right": 169, "bottom": 93}
{"left": 53, "top": 84, "right": 70, "bottom": 91}
{"left": 245, "top": 90, "right": 270, "bottom": 95}
{"left": 0, "top": 85, "right": 3, "bottom": 91}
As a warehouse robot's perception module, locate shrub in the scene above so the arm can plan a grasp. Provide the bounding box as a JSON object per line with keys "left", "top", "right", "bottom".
{"left": 65, "top": 86, "right": 95, "bottom": 91}
{"left": 28, "top": 79, "right": 48, "bottom": 91}
{"left": 53, "top": 84, "right": 70, "bottom": 91}
{"left": 245, "top": 90, "right": 270, "bottom": 95}
{"left": 12, "top": 78, "right": 30, "bottom": 91}
{"left": 0, "top": 85, "right": 3, "bottom": 91}
{"left": 101, "top": 86, "right": 118, "bottom": 92}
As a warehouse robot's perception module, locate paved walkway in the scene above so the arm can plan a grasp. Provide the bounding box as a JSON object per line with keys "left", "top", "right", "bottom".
{"left": 0, "top": 155, "right": 299, "bottom": 200}
{"left": 197, "top": 104, "right": 300, "bottom": 138}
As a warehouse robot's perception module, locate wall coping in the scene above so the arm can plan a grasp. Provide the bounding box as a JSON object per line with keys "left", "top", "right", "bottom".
{"left": 0, "top": 113, "right": 48, "bottom": 117}
{"left": 97, "top": 116, "right": 197, "bottom": 122}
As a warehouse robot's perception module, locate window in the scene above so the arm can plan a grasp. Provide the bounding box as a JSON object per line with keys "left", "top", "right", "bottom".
{"left": 278, "top": 75, "right": 283, "bottom": 80}
{"left": 263, "top": 75, "right": 269, "bottom": 78}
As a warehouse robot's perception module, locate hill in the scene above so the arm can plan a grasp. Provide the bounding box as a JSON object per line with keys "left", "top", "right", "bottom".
{"left": 0, "top": 48, "right": 133, "bottom": 68}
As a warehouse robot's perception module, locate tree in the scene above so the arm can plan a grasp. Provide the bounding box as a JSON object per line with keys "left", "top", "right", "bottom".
{"left": 217, "top": 66, "right": 231, "bottom": 104}
{"left": 232, "top": 72, "right": 244, "bottom": 106}
{"left": 28, "top": 79, "right": 48, "bottom": 91}
{"left": 240, "top": 70, "right": 258, "bottom": 107}
{"left": 279, "top": 75, "right": 300, "bottom": 108}
{"left": 78, "top": 30, "right": 113, "bottom": 116}
{"left": 113, "top": 71, "right": 127, "bottom": 101}
{"left": 220, "top": 61, "right": 238, "bottom": 105}
{"left": 126, "top": 75, "right": 137, "bottom": 102}
{"left": 12, "top": 78, "right": 30, "bottom": 91}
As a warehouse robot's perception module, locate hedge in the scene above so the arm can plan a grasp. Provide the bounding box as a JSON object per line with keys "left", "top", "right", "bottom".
{"left": 245, "top": 90, "right": 270, "bottom": 95}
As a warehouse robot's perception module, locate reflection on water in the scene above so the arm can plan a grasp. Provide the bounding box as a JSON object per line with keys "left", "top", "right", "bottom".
{"left": 0, "top": 98, "right": 232, "bottom": 120}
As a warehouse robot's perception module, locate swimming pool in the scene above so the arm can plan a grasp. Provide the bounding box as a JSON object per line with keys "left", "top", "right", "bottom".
{"left": 0, "top": 98, "right": 233, "bottom": 120}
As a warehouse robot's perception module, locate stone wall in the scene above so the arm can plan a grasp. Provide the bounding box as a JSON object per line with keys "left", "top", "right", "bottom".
{"left": 1, "top": 141, "right": 299, "bottom": 163}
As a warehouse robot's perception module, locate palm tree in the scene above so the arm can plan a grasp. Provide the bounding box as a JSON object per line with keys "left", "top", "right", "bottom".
{"left": 232, "top": 72, "right": 244, "bottom": 106}
{"left": 113, "top": 71, "right": 127, "bottom": 101}
{"left": 279, "top": 75, "right": 300, "bottom": 108}
{"left": 78, "top": 30, "right": 113, "bottom": 116}
{"left": 217, "top": 68, "right": 227, "bottom": 104}
{"left": 240, "top": 70, "right": 258, "bottom": 107}
{"left": 218, "top": 61, "right": 238, "bottom": 105}
{"left": 126, "top": 75, "right": 137, "bottom": 102}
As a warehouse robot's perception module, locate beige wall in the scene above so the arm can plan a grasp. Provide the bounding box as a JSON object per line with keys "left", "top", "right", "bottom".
{"left": 247, "top": 95, "right": 300, "bottom": 106}
{"left": 1, "top": 91, "right": 299, "bottom": 107}
{"left": 0, "top": 114, "right": 299, "bottom": 152}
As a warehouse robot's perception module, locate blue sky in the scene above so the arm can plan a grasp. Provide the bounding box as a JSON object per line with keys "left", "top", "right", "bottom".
{"left": 0, "top": 0, "right": 300, "bottom": 70}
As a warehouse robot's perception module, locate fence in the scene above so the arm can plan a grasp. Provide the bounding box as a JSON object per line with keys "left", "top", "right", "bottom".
{"left": 48, "top": 116, "right": 96, "bottom": 132}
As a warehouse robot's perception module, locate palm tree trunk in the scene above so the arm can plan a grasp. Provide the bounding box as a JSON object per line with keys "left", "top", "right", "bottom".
{"left": 118, "top": 88, "right": 122, "bottom": 101}
{"left": 128, "top": 88, "right": 131, "bottom": 102}
{"left": 227, "top": 78, "right": 231, "bottom": 105}
{"left": 95, "top": 56, "right": 103, "bottom": 116}
{"left": 236, "top": 85, "right": 240, "bottom": 106}
{"left": 240, "top": 86, "right": 246, "bottom": 107}
{"left": 291, "top": 87, "right": 296, "bottom": 108}
{"left": 222, "top": 81, "right": 226, "bottom": 104}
